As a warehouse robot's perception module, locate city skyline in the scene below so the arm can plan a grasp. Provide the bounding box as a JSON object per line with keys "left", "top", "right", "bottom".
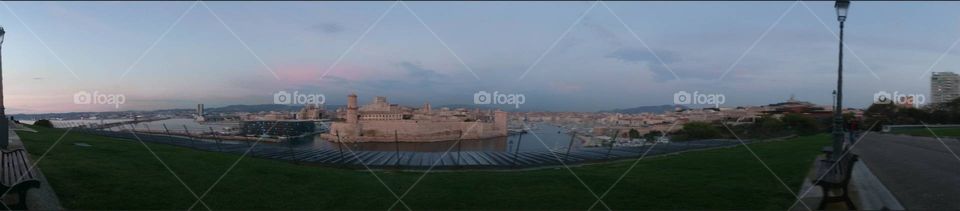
{"left": 2, "top": 1, "right": 959, "bottom": 113}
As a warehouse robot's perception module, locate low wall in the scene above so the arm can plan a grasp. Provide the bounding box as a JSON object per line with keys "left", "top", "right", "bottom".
{"left": 882, "top": 124, "right": 960, "bottom": 132}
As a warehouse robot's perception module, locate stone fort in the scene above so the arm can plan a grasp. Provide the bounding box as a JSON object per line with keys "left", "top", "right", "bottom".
{"left": 321, "top": 94, "right": 508, "bottom": 142}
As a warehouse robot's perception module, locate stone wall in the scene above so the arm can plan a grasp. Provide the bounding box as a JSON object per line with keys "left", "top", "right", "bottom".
{"left": 323, "top": 120, "right": 507, "bottom": 142}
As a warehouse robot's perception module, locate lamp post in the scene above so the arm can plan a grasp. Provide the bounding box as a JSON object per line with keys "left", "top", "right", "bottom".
{"left": 831, "top": 0, "right": 850, "bottom": 161}
{"left": 0, "top": 26, "right": 8, "bottom": 149}
{"left": 832, "top": 90, "right": 837, "bottom": 111}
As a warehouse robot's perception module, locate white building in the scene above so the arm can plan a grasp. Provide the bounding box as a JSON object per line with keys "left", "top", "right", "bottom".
{"left": 931, "top": 72, "right": 960, "bottom": 104}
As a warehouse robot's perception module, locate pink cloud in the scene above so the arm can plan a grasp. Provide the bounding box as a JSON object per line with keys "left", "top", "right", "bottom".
{"left": 273, "top": 63, "right": 384, "bottom": 85}
{"left": 274, "top": 64, "right": 322, "bottom": 84}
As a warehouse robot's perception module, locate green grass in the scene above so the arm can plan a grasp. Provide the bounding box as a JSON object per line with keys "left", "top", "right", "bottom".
{"left": 17, "top": 126, "right": 828, "bottom": 210}
{"left": 890, "top": 127, "right": 960, "bottom": 137}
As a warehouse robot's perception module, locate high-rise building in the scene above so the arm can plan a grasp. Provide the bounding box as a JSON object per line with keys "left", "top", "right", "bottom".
{"left": 195, "top": 104, "right": 206, "bottom": 122}
{"left": 931, "top": 72, "right": 960, "bottom": 104}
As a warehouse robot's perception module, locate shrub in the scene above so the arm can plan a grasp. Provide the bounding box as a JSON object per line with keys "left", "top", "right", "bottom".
{"left": 781, "top": 114, "right": 820, "bottom": 135}
{"left": 756, "top": 117, "right": 785, "bottom": 135}
{"left": 680, "top": 122, "right": 722, "bottom": 140}
{"left": 33, "top": 119, "right": 54, "bottom": 128}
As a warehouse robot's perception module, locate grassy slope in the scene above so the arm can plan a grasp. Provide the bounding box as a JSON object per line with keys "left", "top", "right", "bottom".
{"left": 17, "top": 126, "right": 827, "bottom": 210}
{"left": 891, "top": 127, "right": 960, "bottom": 137}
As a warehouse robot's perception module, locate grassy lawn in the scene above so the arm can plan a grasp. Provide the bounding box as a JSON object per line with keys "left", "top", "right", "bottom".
{"left": 17, "top": 126, "right": 827, "bottom": 210}
{"left": 890, "top": 127, "right": 960, "bottom": 137}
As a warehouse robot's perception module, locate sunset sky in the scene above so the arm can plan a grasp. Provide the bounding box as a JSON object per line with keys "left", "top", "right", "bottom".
{"left": 2, "top": 1, "right": 958, "bottom": 113}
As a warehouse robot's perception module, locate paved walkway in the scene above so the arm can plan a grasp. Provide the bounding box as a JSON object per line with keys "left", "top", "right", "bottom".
{"left": 793, "top": 153, "right": 904, "bottom": 211}
{"left": 852, "top": 133, "right": 960, "bottom": 210}
{"left": 5, "top": 126, "right": 63, "bottom": 210}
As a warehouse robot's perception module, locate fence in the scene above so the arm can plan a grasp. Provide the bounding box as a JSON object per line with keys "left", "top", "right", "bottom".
{"left": 60, "top": 122, "right": 747, "bottom": 170}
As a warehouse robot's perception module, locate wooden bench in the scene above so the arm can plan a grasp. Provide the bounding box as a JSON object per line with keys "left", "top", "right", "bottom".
{"left": 814, "top": 153, "right": 858, "bottom": 210}
{"left": 1, "top": 149, "right": 40, "bottom": 210}
{"left": 821, "top": 146, "right": 834, "bottom": 157}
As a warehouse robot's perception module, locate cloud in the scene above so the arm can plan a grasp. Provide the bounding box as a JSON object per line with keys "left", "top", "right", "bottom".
{"left": 310, "top": 23, "right": 345, "bottom": 34}
{"left": 399, "top": 61, "right": 446, "bottom": 82}
{"left": 581, "top": 17, "right": 622, "bottom": 46}
{"left": 606, "top": 47, "right": 679, "bottom": 64}
{"left": 606, "top": 47, "right": 681, "bottom": 81}
{"left": 368, "top": 62, "right": 450, "bottom": 91}
{"left": 554, "top": 17, "right": 620, "bottom": 54}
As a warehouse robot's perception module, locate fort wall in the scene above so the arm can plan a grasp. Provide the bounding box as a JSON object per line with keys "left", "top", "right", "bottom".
{"left": 322, "top": 120, "right": 506, "bottom": 142}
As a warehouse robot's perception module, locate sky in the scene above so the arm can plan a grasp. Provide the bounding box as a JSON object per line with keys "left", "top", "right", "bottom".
{"left": 1, "top": 1, "right": 959, "bottom": 113}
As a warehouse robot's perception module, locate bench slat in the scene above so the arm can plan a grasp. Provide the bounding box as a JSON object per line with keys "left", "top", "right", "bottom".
{"left": 12, "top": 150, "right": 24, "bottom": 183}
{"left": 10, "top": 150, "right": 18, "bottom": 183}
{"left": 4, "top": 151, "right": 13, "bottom": 185}
{"left": 15, "top": 151, "right": 24, "bottom": 179}
{"left": 17, "top": 150, "right": 35, "bottom": 180}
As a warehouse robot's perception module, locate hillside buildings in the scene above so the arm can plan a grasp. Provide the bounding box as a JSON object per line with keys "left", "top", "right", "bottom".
{"left": 523, "top": 95, "right": 837, "bottom": 140}
{"left": 296, "top": 104, "right": 324, "bottom": 120}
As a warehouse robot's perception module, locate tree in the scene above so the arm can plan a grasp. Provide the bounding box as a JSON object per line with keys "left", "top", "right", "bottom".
{"left": 925, "top": 98, "right": 960, "bottom": 123}
{"left": 866, "top": 103, "right": 898, "bottom": 118}
{"left": 681, "top": 122, "right": 722, "bottom": 140}
{"left": 644, "top": 131, "right": 662, "bottom": 141}
{"left": 865, "top": 103, "right": 898, "bottom": 131}
{"left": 628, "top": 129, "right": 641, "bottom": 142}
{"left": 781, "top": 114, "right": 820, "bottom": 135}
{"left": 755, "top": 117, "right": 785, "bottom": 136}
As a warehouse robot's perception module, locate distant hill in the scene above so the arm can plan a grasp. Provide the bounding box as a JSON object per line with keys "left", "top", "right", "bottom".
{"left": 206, "top": 104, "right": 303, "bottom": 113}
{"left": 600, "top": 105, "right": 685, "bottom": 114}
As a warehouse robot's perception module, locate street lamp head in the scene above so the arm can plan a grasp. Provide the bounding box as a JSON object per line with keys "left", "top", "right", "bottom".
{"left": 835, "top": 0, "right": 850, "bottom": 22}
{"left": 0, "top": 26, "right": 5, "bottom": 45}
